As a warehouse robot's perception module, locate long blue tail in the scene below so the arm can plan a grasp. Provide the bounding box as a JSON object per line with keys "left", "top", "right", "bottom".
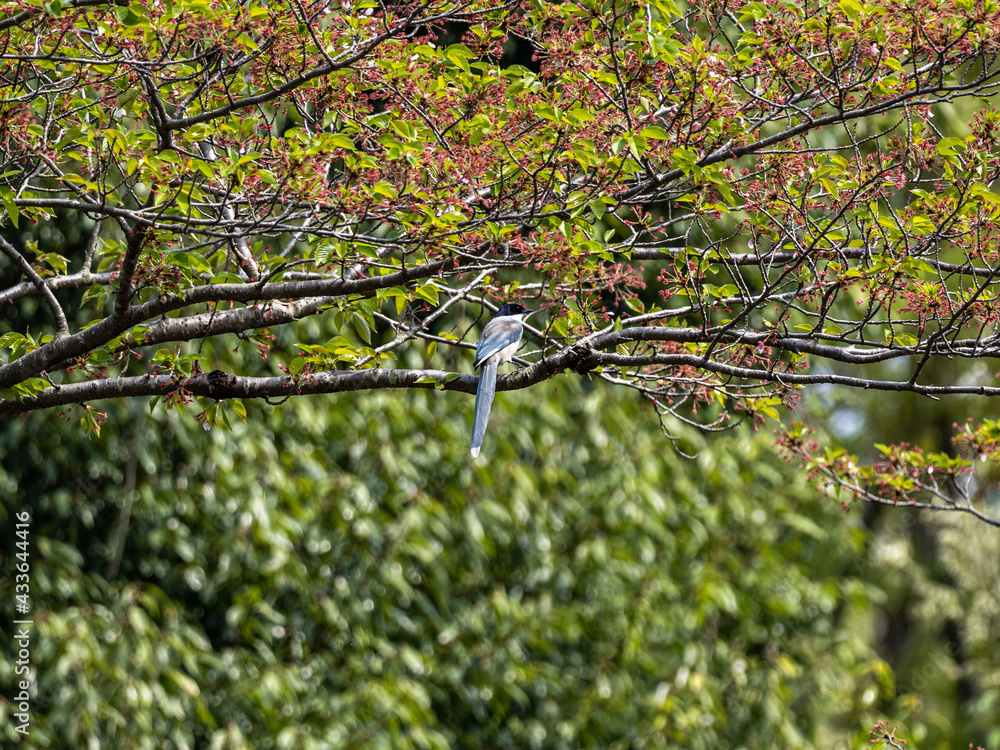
{"left": 471, "top": 360, "right": 498, "bottom": 458}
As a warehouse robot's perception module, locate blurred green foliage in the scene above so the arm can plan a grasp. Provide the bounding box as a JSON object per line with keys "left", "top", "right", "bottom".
{"left": 810, "top": 367, "right": 1000, "bottom": 749}
{"left": 3, "top": 373, "right": 894, "bottom": 748}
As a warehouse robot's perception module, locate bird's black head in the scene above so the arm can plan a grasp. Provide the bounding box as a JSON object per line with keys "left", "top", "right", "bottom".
{"left": 495, "top": 302, "right": 532, "bottom": 317}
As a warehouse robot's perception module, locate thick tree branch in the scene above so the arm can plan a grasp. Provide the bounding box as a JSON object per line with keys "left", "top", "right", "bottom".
{"left": 0, "top": 258, "right": 446, "bottom": 389}
{"left": 9, "top": 341, "right": 1000, "bottom": 418}
{"left": 0, "top": 272, "right": 113, "bottom": 305}
{"left": 114, "top": 225, "right": 150, "bottom": 320}
{"left": 131, "top": 296, "right": 339, "bottom": 349}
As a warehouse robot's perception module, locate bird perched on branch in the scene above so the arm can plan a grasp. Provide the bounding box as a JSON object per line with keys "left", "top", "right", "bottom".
{"left": 470, "top": 303, "right": 534, "bottom": 458}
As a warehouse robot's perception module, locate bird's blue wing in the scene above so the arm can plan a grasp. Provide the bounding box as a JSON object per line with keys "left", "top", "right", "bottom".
{"left": 474, "top": 317, "right": 524, "bottom": 368}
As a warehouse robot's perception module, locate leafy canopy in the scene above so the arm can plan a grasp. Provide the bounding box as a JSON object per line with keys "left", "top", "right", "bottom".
{"left": 4, "top": 0, "right": 1000, "bottom": 520}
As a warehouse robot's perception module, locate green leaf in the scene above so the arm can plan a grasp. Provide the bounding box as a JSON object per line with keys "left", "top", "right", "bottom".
{"left": 352, "top": 313, "right": 372, "bottom": 345}
{"left": 935, "top": 136, "right": 967, "bottom": 157}
{"left": 230, "top": 400, "right": 247, "bottom": 422}
{"left": 103, "top": 129, "right": 126, "bottom": 155}
{"left": 445, "top": 44, "right": 473, "bottom": 74}
{"left": 390, "top": 120, "right": 415, "bottom": 140}
{"left": 237, "top": 32, "right": 259, "bottom": 51}
{"left": 1, "top": 188, "right": 19, "bottom": 229}
{"left": 640, "top": 126, "right": 670, "bottom": 140}
{"left": 414, "top": 284, "right": 439, "bottom": 305}
{"left": 81, "top": 283, "right": 108, "bottom": 307}
{"left": 80, "top": 405, "right": 103, "bottom": 437}
{"left": 589, "top": 198, "right": 607, "bottom": 220}
{"left": 330, "top": 134, "right": 356, "bottom": 150}
{"left": 192, "top": 160, "right": 215, "bottom": 179}
{"left": 838, "top": 0, "right": 863, "bottom": 21}
{"left": 115, "top": 5, "right": 144, "bottom": 25}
